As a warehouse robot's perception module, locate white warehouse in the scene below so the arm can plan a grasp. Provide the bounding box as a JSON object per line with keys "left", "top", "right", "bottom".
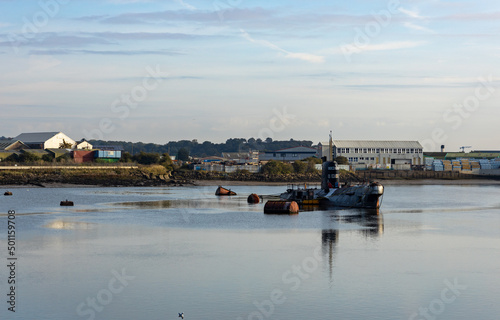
{"left": 320, "top": 140, "right": 424, "bottom": 169}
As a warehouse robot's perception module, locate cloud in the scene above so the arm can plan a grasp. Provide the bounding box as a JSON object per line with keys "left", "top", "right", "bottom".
{"left": 28, "top": 55, "right": 62, "bottom": 71}
{"left": 174, "top": 0, "right": 196, "bottom": 10}
{"left": 94, "top": 8, "right": 274, "bottom": 24}
{"left": 398, "top": 8, "right": 425, "bottom": 19}
{"left": 28, "top": 49, "right": 184, "bottom": 56}
{"left": 404, "top": 22, "right": 434, "bottom": 33}
{"left": 240, "top": 29, "right": 324, "bottom": 63}
{"left": 335, "top": 41, "right": 426, "bottom": 54}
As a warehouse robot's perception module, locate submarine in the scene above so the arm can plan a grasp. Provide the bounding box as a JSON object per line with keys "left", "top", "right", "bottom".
{"left": 279, "top": 135, "right": 384, "bottom": 209}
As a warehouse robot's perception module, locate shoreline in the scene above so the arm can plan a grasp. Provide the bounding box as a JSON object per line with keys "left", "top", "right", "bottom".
{"left": 3, "top": 178, "right": 500, "bottom": 189}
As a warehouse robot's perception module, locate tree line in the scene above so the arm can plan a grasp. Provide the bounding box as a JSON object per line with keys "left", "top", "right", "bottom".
{"left": 89, "top": 138, "right": 315, "bottom": 159}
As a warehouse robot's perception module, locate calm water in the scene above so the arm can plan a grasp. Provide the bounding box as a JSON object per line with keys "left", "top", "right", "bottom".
{"left": 1, "top": 184, "right": 500, "bottom": 320}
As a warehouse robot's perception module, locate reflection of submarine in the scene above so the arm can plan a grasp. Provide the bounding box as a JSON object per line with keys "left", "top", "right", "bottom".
{"left": 280, "top": 160, "right": 384, "bottom": 209}
{"left": 321, "top": 210, "right": 384, "bottom": 280}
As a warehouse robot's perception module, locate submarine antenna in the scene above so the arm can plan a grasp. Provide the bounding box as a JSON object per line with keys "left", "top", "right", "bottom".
{"left": 329, "top": 130, "right": 333, "bottom": 162}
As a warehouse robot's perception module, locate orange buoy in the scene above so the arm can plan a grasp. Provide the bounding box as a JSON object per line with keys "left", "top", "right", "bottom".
{"left": 264, "top": 201, "right": 299, "bottom": 214}
{"left": 247, "top": 193, "right": 260, "bottom": 204}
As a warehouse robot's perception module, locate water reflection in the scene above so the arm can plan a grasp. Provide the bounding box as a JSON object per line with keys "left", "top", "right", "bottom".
{"left": 44, "top": 220, "right": 96, "bottom": 230}
{"left": 321, "top": 210, "right": 383, "bottom": 282}
{"left": 112, "top": 198, "right": 247, "bottom": 209}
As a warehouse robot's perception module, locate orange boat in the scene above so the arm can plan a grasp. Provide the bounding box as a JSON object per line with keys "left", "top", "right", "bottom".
{"left": 215, "top": 186, "right": 237, "bottom": 196}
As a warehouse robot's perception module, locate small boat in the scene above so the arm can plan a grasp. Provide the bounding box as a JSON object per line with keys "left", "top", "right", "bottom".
{"left": 4, "top": 191, "right": 13, "bottom": 196}
{"left": 215, "top": 186, "right": 237, "bottom": 196}
{"left": 60, "top": 200, "right": 74, "bottom": 206}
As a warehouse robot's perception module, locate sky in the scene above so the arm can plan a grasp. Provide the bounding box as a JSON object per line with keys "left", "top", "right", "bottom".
{"left": 0, "top": 0, "right": 499, "bottom": 151}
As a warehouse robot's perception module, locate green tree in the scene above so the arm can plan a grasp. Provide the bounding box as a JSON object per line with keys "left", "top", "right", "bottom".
{"left": 133, "top": 152, "right": 160, "bottom": 165}
{"left": 262, "top": 160, "right": 293, "bottom": 175}
{"left": 42, "top": 154, "right": 54, "bottom": 162}
{"left": 292, "top": 161, "right": 307, "bottom": 174}
{"left": 334, "top": 156, "right": 349, "bottom": 165}
{"left": 19, "top": 152, "right": 41, "bottom": 163}
{"left": 160, "top": 153, "right": 174, "bottom": 171}
{"left": 120, "top": 152, "right": 133, "bottom": 163}
{"left": 5, "top": 153, "right": 20, "bottom": 163}
{"left": 177, "top": 148, "right": 190, "bottom": 161}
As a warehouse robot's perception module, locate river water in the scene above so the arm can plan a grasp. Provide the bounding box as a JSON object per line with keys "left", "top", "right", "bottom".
{"left": 1, "top": 184, "right": 499, "bottom": 320}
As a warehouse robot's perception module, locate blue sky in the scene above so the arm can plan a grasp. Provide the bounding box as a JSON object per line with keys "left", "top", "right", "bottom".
{"left": 1, "top": 0, "right": 499, "bottom": 151}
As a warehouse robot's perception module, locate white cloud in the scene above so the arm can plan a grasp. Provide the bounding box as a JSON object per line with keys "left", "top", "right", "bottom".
{"left": 398, "top": 7, "right": 425, "bottom": 19}
{"left": 240, "top": 29, "right": 324, "bottom": 63}
{"left": 174, "top": 0, "right": 196, "bottom": 10}
{"left": 404, "top": 22, "right": 435, "bottom": 33}
{"left": 331, "top": 41, "right": 426, "bottom": 55}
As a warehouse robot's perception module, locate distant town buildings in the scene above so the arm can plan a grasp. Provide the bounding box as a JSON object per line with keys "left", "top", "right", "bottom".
{"left": 0, "top": 131, "right": 118, "bottom": 163}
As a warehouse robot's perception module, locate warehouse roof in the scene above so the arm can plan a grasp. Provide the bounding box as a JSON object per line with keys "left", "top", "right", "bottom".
{"left": 13, "top": 132, "right": 60, "bottom": 143}
{"left": 328, "top": 140, "right": 423, "bottom": 149}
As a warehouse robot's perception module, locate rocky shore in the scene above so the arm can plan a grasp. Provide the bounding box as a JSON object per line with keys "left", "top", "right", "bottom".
{"left": 1, "top": 167, "right": 499, "bottom": 187}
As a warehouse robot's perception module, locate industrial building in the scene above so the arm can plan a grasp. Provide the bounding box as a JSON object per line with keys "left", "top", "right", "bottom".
{"left": 259, "top": 146, "right": 318, "bottom": 162}
{"left": 13, "top": 132, "right": 76, "bottom": 149}
{"left": 320, "top": 140, "right": 424, "bottom": 169}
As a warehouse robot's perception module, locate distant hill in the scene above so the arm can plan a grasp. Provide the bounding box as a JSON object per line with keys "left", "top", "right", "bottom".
{"left": 89, "top": 138, "right": 314, "bottom": 158}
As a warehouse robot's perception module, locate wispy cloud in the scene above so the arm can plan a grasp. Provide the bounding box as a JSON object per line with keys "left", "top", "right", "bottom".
{"left": 174, "top": 0, "right": 196, "bottom": 10}
{"left": 404, "top": 22, "right": 434, "bottom": 33}
{"left": 28, "top": 49, "right": 184, "bottom": 56}
{"left": 240, "top": 29, "right": 324, "bottom": 63}
{"left": 330, "top": 41, "right": 426, "bottom": 55}
{"left": 398, "top": 7, "right": 426, "bottom": 19}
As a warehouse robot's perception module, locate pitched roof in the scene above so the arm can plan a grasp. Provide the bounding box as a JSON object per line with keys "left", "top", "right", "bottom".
{"left": 0, "top": 140, "right": 29, "bottom": 151}
{"left": 14, "top": 132, "right": 60, "bottom": 143}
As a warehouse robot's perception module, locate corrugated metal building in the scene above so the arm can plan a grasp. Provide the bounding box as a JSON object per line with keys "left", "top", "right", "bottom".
{"left": 259, "top": 146, "right": 319, "bottom": 162}
{"left": 320, "top": 140, "right": 424, "bottom": 169}
{"left": 13, "top": 132, "right": 76, "bottom": 149}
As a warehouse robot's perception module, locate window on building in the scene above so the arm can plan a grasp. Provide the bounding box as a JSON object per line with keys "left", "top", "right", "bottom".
{"left": 345, "top": 148, "right": 350, "bottom": 154}
{"left": 354, "top": 157, "right": 359, "bottom": 162}
{"left": 293, "top": 154, "right": 298, "bottom": 157}
{"left": 337, "top": 148, "right": 341, "bottom": 154}
{"left": 371, "top": 157, "right": 375, "bottom": 161}
{"left": 410, "top": 148, "right": 414, "bottom": 153}
{"left": 354, "top": 148, "right": 359, "bottom": 153}
{"left": 360, "top": 157, "right": 364, "bottom": 160}
{"left": 376, "top": 148, "right": 380, "bottom": 153}
{"left": 363, "top": 148, "right": 367, "bottom": 153}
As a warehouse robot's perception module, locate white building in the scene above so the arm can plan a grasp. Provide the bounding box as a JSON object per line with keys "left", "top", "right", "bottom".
{"left": 320, "top": 140, "right": 424, "bottom": 169}
{"left": 76, "top": 139, "right": 93, "bottom": 150}
{"left": 13, "top": 132, "right": 76, "bottom": 149}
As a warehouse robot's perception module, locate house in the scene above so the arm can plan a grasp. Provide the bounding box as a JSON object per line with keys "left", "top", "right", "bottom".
{"left": 13, "top": 132, "right": 76, "bottom": 149}
{"left": 76, "top": 139, "right": 93, "bottom": 150}
{"left": 259, "top": 146, "right": 319, "bottom": 162}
